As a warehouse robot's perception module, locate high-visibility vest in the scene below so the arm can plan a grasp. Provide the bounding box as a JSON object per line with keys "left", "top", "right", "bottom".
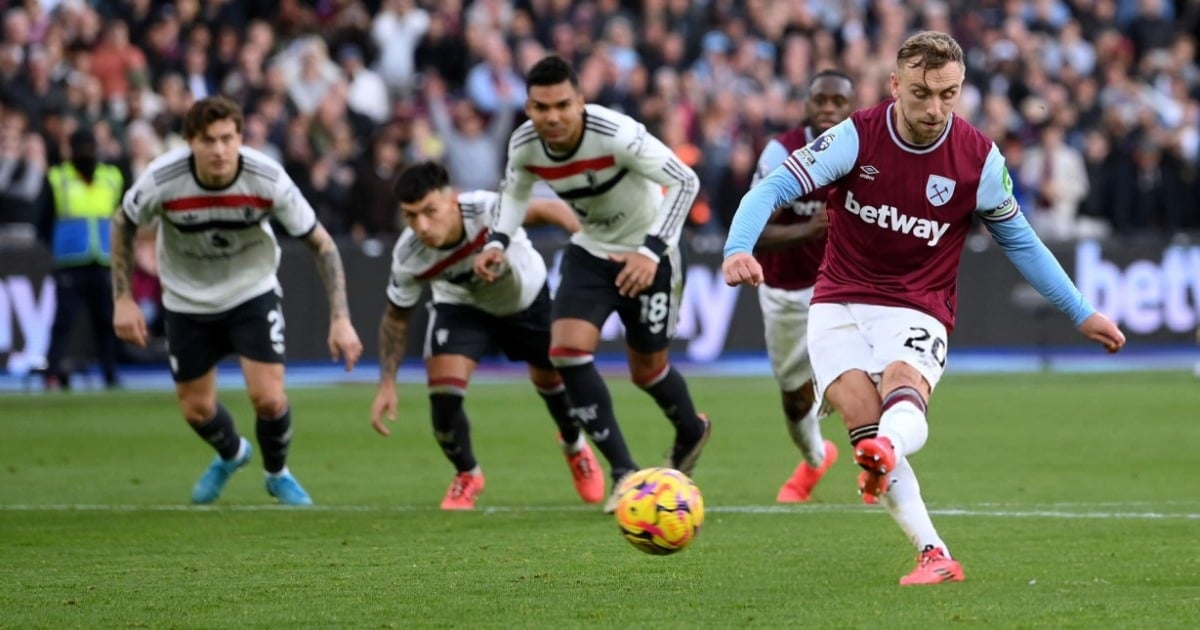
{"left": 47, "top": 162, "right": 124, "bottom": 267}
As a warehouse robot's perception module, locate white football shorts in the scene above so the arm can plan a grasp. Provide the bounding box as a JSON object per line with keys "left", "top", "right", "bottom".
{"left": 757, "top": 284, "right": 815, "bottom": 392}
{"left": 807, "top": 302, "right": 949, "bottom": 409}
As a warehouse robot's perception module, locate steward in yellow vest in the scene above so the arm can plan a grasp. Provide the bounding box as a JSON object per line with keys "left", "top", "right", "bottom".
{"left": 44, "top": 140, "right": 124, "bottom": 267}
{"left": 37, "top": 129, "right": 125, "bottom": 390}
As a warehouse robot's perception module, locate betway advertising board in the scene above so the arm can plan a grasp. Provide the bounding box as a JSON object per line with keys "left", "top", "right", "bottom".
{"left": 2, "top": 235, "right": 1197, "bottom": 372}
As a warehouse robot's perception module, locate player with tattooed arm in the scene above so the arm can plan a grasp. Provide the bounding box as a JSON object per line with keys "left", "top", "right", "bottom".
{"left": 112, "top": 96, "right": 363, "bottom": 506}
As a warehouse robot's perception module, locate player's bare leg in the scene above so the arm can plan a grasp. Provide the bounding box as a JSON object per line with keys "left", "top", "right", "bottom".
{"left": 550, "top": 318, "right": 639, "bottom": 512}
{"left": 426, "top": 354, "right": 485, "bottom": 509}
{"left": 529, "top": 365, "right": 604, "bottom": 503}
{"left": 626, "top": 347, "right": 711, "bottom": 477}
{"left": 242, "top": 358, "right": 310, "bottom": 505}
{"left": 777, "top": 380, "right": 838, "bottom": 503}
{"left": 824, "top": 370, "right": 890, "bottom": 502}
{"left": 180, "top": 368, "right": 252, "bottom": 504}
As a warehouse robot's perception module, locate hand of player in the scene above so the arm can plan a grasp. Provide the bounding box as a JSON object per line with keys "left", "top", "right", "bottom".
{"left": 722, "top": 252, "right": 764, "bottom": 287}
{"left": 370, "top": 386, "right": 398, "bottom": 436}
{"left": 328, "top": 316, "right": 363, "bottom": 371}
{"left": 473, "top": 248, "right": 506, "bottom": 282}
{"left": 113, "top": 297, "right": 148, "bottom": 348}
{"left": 610, "top": 251, "right": 658, "bottom": 297}
{"left": 804, "top": 208, "right": 830, "bottom": 238}
{"left": 1078, "top": 312, "right": 1126, "bottom": 353}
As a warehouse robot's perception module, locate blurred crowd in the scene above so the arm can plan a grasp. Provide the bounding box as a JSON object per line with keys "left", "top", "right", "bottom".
{"left": 2, "top": 0, "right": 1200, "bottom": 248}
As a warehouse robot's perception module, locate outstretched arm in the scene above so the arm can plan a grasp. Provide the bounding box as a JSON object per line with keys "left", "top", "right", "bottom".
{"left": 975, "top": 146, "right": 1124, "bottom": 353}
{"left": 371, "top": 302, "right": 412, "bottom": 436}
{"left": 303, "top": 223, "right": 363, "bottom": 370}
{"left": 111, "top": 210, "right": 148, "bottom": 347}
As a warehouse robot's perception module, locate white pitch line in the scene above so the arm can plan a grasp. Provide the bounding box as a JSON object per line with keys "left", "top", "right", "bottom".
{"left": 0, "top": 503, "right": 1196, "bottom": 519}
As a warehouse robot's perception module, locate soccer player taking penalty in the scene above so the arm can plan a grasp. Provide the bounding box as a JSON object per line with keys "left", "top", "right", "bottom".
{"left": 722, "top": 32, "right": 1124, "bottom": 585}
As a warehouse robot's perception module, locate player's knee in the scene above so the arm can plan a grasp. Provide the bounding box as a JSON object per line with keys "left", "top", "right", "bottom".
{"left": 179, "top": 398, "right": 216, "bottom": 424}
{"left": 529, "top": 370, "right": 563, "bottom": 391}
{"left": 628, "top": 351, "right": 669, "bottom": 387}
{"left": 250, "top": 393, "right": 288, "bottom": 419}
{"left": 548, "top": 347, "right": 593, "bottom": 369}
{"left": 883, "top": 361, "right": 926, "bottom": 389}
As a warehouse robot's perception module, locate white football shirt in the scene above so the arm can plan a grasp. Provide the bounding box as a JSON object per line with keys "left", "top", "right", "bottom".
{"left": 121, "top": 146, "right": 317, "bottom": 314}
{"left": 497, "top": 104, "right": 699, "bottom": 259}
{"left": 387, "top": 190, "right": 546, "bottom": 316}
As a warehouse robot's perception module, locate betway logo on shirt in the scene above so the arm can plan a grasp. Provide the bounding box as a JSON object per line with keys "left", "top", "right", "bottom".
{"left": 843, "top": 191, "right": 950, "bottom": 247}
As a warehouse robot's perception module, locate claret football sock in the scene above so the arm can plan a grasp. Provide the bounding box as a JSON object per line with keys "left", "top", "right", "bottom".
{"left": 878, "top": 386, "right": 929, "bottom": 458}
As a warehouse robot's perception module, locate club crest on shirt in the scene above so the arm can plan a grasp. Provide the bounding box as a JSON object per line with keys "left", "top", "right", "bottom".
{"left": 925, "top": 175, "right": 956, "bottom": 207}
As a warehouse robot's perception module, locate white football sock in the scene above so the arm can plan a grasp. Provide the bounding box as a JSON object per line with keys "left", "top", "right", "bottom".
{"left": 787, "top": 406, "right": 825, "bottom": 468}
{"left": 879, "top": 399, "right": 928, "bottom": 458}
{"left": 882, "top": 456, "right": 949, "bottom": 556}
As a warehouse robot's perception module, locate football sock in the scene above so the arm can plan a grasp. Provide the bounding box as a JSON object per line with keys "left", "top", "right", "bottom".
{"left": 430, "top": 392, "right": 477, "bottom": 473}
{"left": 847, "top": 422, "right": 879, "bottom": 446}
{"left": 787, "top": 405, "right": 826, "bottom": 468}
{"left": 192, "top": 402, "right": 241, "bottom": 460}
{"left": 255, "top": 407, "right": 292, "bottom": 474}
{"left": 549, "top": 350, "right": 638, "bottom": 478}
{"left": 536, "top": 383, "right": 582, "bottom": 446}
{"left": 882, "top": 456, "right": 949, "bottom": 556}
{"left": 879, "top": 386, "right": 929, "bottom": 458}
{"left": 634, "top": 364, "right": 704, "bottom": 443}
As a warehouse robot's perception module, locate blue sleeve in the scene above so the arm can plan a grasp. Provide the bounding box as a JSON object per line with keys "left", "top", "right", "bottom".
{"left": 751, "top": 139, "right": 789, "bottom": 186}
{"left": 724, "top": 119, "right": 859, "bottom": 256}
{"left": 985, "top": 212, "right": 1096, "bottom": 326}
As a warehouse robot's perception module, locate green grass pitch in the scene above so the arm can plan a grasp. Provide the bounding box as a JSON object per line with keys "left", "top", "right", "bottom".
{"left": 2, "top": 372, "right": 1198, "bottom": 627}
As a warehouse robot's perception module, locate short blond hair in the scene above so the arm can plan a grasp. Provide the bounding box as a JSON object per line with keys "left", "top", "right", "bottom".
{"left": 896, "top": 31, "right": 964, "bottom": 72}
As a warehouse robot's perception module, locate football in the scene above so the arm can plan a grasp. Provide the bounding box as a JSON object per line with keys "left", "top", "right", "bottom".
{"left": 613, "top": 467, "right": 705, "bottom": 555}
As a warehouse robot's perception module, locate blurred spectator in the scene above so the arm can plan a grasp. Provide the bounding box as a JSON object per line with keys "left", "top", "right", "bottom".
{"left": 464, "top": 32, "right": 525, "bottom": 114}
{"left": 283, "top": 36, "right": 343, "bottom": 116}
{"left": 338, "top": 43, "right": 389, "bottom": 124}
{"left": 371, "top": 0, "right": 430, "bottom": 95}
{"left": 0, "top": 105, "right": 45, "bottom": 245}
{"left": 414, "top": 9, "right": 469, "bottom": 85}
{"left": 346, "top": 130, "right": 405, "bottom": 241}
{"left": 182, "top": 42, "right": 215, "bottom": 100}
{"left": 424, "top": 72, "right": 512, "bottom": 192}
{"left": 89, "top": 20, "right": 146, "bottom": 103}
{"left": 1020, "top": 122, "right": 1089, "bottom": 241}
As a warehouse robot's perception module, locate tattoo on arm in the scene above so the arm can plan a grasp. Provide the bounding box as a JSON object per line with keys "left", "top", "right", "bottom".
{"left": 307, "top": 226, "right": 351, "bottom": 320}
{"left": 111, "top": 211, "right": 139, "bottom": 300}
{"left": 378, "top": 304, "right": 410, "bottom": 383}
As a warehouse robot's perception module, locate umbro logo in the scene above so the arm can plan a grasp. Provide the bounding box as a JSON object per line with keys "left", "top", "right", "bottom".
{"left": 859, "top": 165, "right": 880, "bottom": 181}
